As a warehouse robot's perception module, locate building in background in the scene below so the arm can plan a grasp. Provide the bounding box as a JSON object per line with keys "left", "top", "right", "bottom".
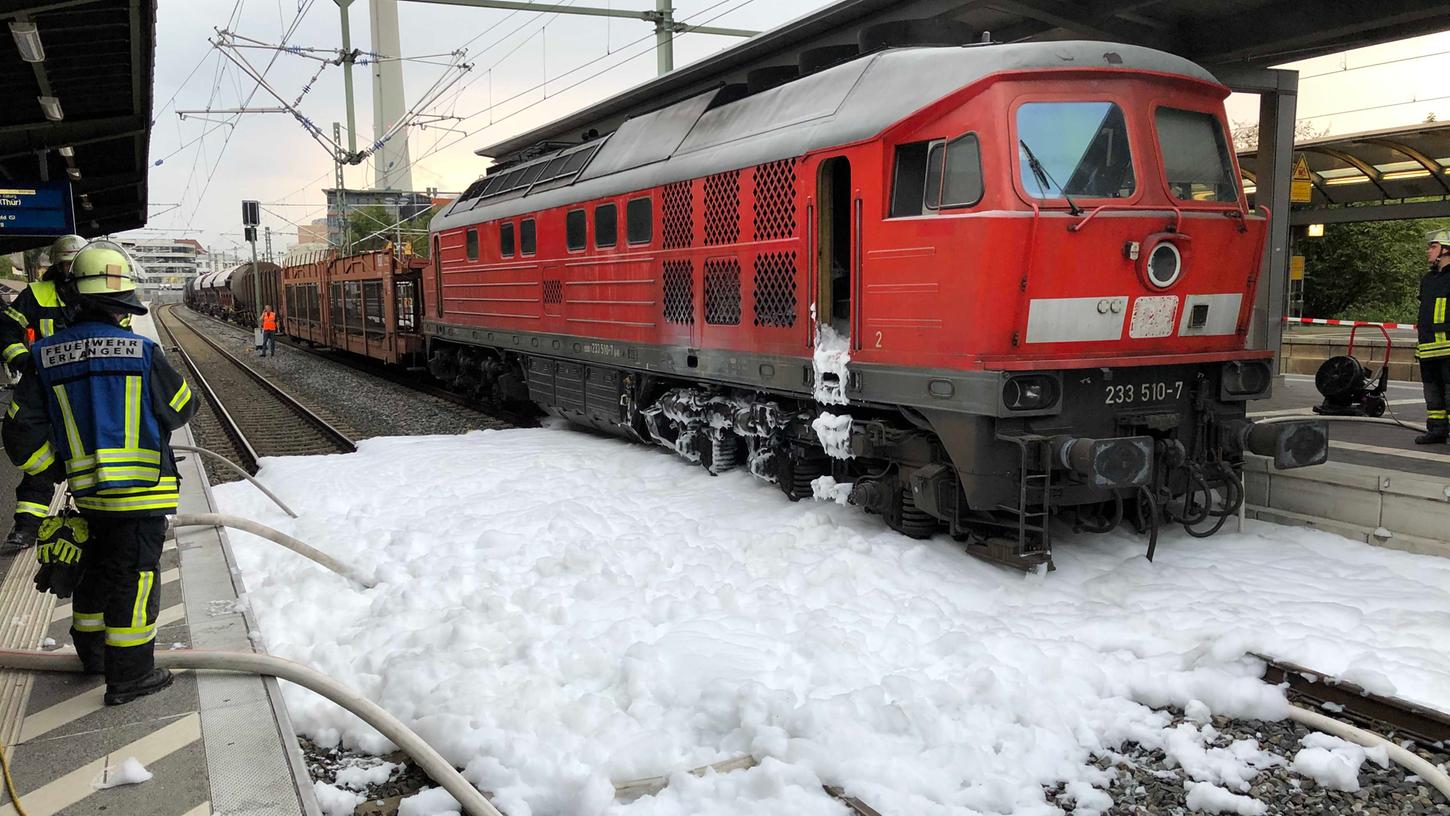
{"left": 120, "top": 238, "right": 205, "bottom": 290}
{"left": 298, "top": 218, "right": 329, "bottom": 246}
{"left": 324, "top": 188, "right": 434, "bottom": 247}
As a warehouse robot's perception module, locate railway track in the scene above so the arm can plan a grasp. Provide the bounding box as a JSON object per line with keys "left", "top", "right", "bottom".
{"left": 1261, "top": 655, "right": 1450, "bottom": 747}
{"left": 155, "top": 305, "right": 357, "bottom": 474}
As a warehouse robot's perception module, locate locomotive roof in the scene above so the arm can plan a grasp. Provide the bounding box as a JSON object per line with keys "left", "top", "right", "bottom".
{"left": 434, "top": 41, "right": 1218, "bottom": 232}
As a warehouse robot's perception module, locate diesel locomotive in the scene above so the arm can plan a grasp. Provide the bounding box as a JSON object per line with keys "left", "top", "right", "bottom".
{"left": 198, "top": 40, "right": 1330, "bottom": 569}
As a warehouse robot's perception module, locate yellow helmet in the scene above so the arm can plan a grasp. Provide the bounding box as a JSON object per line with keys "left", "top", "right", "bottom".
{"left": 67, "top": 240, "right": 147, "bottom": 315}
{"left": 1427, "top": 228, "right": 1450, "bottom": 246}
{"left": 50, "top": 234, "right": 86, "bottom": 264}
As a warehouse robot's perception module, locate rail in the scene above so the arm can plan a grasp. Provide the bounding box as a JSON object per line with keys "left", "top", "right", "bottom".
{"left": 156, "top": 305, "right": 357, "bottom": 471}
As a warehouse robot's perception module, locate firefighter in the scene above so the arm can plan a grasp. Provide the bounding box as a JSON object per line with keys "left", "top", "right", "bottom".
{"left": 3, "top": 241, "right": 195, "bottom": 705}
{"left": 0, "top": 234, "right": 87, "bottom": 550}
{"left": 1418, "top": 229, "right": 1450, "bottom": 445}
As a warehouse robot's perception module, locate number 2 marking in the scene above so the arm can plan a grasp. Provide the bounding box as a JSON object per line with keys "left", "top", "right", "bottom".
{"left": 874, "top": 331, "right": 883, "bottom": 348}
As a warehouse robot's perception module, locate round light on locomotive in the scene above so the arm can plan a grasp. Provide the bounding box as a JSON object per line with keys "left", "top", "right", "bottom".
{"left": 1002, "top": 375, "right": 1059, "bottom": 411}
{"left": 1146, "top": 242, "right": 1183, "bottom": 289}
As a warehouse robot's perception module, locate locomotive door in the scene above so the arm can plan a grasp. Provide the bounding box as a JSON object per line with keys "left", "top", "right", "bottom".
{"left": 817, "top": 156, "right": 853, "bottom": 341}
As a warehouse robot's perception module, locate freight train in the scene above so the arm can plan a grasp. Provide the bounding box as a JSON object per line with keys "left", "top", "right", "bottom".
{"left": 188, "top": 39, "right": 1329, "bottom": 569}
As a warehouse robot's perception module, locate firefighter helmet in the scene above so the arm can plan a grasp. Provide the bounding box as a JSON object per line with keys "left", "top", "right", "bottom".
{"left": 50, "top": 234, "right": 86, "bottom": 264}
{"left": 67, "top": 240, "right": 147, "bottom": 315}
{"left": 1428, "top": 228, "right": 1450, "bottom": 246}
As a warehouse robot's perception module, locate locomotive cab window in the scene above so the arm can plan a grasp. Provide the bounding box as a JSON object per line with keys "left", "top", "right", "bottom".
{"left": 891, "top": 134, "right": 983, "bottom": 217}
{"left": 521, "top": 218, "right": 537, "bottom": 256}
{"left": 626, "top": 197, "right": 652, "bottom": 244}
{"left": 465, "top": 228, "right": 479, "bottom": 261}
{"left": 566, "top": 209, "right": 587, "bottom": 252}
{"left": 1017, "top": 101, "right": 1134, "bottom": 200}
{"left": 595, "top": 203, "right": 618, "bottom": 249}
{"left": 1156, "top": 107, "right": 1237, "bottom": 203}
{"left": 500, "top": 222, "right": 515, "bottom": 257}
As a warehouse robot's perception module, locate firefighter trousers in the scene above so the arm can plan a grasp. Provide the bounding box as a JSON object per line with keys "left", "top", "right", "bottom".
{"left": 12, "top": 471, "right": 56, "bottom": 533}
{"left": 1423, "top": 357, "right": 1450, "bottom": 436}
{"left": 70, "top": 516, "right": 165, "bottom": 686}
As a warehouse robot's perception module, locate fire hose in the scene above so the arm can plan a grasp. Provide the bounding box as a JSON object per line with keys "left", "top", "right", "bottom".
{"left": 0, "top": 648, "right": 504, "bottom": 816}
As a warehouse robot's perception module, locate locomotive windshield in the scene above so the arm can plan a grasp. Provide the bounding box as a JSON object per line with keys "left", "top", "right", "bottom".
{"left": 1016, "top": 102, "right": 1135, "bottom": 200}
{"left": 1156, "top": 107, "right": 1238, "bottom": 203}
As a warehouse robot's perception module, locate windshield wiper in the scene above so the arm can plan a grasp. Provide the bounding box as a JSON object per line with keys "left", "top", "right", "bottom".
{"left": 1019, "top": 139, "right": 1082, "bottom": 216}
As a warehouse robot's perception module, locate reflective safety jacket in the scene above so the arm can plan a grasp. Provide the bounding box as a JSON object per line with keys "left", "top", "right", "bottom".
{"left": 1419, "top": 264, "right": 1450, "bottom": 360}
{"left": 261, "top": 310, "right": 277, "bottom": 332}
{"left": 1, "top": 280, "right": 69, "bottom": 369}
{"left": 2, "top": 321, "right": 196, "bottom": 516}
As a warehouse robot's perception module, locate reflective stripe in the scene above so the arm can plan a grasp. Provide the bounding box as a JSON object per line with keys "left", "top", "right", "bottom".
{"left": 1436, "top": 297, "right": 1447, "bottom": 325}
{"left": 1429, "top": 410, "right": 1449, "bottom": 420}
{"left": 6, "top": 400, "right": 16, "bottom": 418}
{"left": 3, "top": 343, "right": 25, "bottom": 363}
{"left": 38, "top": 318, "right": 54, "bottom": 338}
{"left": 20, "top": 441, "right": 55, "bottom": 475}
{"left": 168, "top": 381, "right": 191, "bottom": 412}
{"left": 14, "top": 501, "right": 48, "bottom": 518}
{"left": 73, "top": 612, "right": 105, "bottom": 633}
{"left": 124, "top": 375, "right": 141, "bottom": 450}
{"left": 96, "top": 448, "right": 161, "bottom": 464}
{"left": 105, "top": 624, "right": 158, "bottom": 648}
{"left": 3, "top": 308, "right": 25, "bottom": 328}
{"left": 76, "top": 494, "right": 179, "bottom": 513}
{"left": 68, "top": 466, "right": 163, "bottom": 490}
{"left": 52, "top": 385, "right": 86, "bottom": 459}
{"left": 131, "top": 570, "right": 153, "bottom": 630}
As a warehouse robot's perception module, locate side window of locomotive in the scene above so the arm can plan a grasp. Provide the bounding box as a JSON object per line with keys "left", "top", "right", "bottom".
{"left": 521, "top": 218, "right": 537, "bottom": 256}
{"left": 566, "top": 209, "right": 587, "bottom": 252}
{"left": 500, "top": 222, "right": 516, "bottom": 258}
{"left": 595, "top": 203, "right": 618, "bottom": 249}
{"left": 1016, "top": 101, "right": 1135, "bottom": 199}
{"left": 465, "top": 228, "right": 479, "bottom": 261}
{"left": 890, "top": 141, "right": 931, "bottom": 217}
{"left": 937, "top": 133, "right": 983, "bottom": 208}
{"left": 1155, "top": 107, "right": 1237, "bottom": 203}
{"left": 626, "top": 197, "right": 652, "bottom": 245}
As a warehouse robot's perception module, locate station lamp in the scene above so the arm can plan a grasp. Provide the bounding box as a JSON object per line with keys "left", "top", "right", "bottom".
{"left": 38, "top": 95, "right": 63, "bottom": 122}
{"left": 1306, "top": 224, "right": 1324, "bottom": 238}
{"left": 58, "top": 145, "right": 73, "bottom": 158}
{"left": 9, "top": 22, "right": 44, "bottom": 63}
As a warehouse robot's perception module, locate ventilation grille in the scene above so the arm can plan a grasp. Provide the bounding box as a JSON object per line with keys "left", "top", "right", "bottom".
{"left": 702, "top": 170, "right": 741, "bottom": 247}
{"left": 752, "top": 159, "right": 797, "bottom": 241}
{"left": 543, "top": 279, "right": 563, "bottom": 305}
{"left": 662, "top": 180, "right": 694, "bottom": 250}
{"left": 662, "top": 260, "right": 694, "bottom": 325}
{"left": 704, "top": 258, "right": 741, "bottom": 325}
{"left": 753, "top": 252, "right": 797, "bottom": 328}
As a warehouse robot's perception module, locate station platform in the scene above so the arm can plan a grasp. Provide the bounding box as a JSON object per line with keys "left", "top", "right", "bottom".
{"left": 0, "top": 389, "right": 316, "bottom": 811}
{"left": 1246, "top": 373, "right": 1450, "bottom": 559}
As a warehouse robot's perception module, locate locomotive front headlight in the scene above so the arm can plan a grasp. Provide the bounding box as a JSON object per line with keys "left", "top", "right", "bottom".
{"left": 1221, "top": 359, "right": 1272, "bottom": 400}
{"left": 1003, "top": 375, "right": 1059, "bottom": 411}
{"left": 1145, "top": 241, "right": 1182, "bottom": 289}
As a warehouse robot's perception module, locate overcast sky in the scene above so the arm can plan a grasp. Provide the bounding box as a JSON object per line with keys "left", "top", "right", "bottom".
{"left": 131, "top": 1, "right": 1450, "bottom": 257}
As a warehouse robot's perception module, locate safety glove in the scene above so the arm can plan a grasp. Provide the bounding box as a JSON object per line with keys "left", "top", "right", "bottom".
{"left": 33, "top": 513, "right": 87, "bottom": 598}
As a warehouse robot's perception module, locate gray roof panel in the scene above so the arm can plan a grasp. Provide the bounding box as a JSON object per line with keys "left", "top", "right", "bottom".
{"left": 578, "top": 89, "right": 722, "bottom": 181}
{"left": 436, "top": 42, "right": 1220, "bottom": 232}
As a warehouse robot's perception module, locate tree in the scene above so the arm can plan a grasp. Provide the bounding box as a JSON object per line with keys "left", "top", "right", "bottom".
{"left": 344, "top": 205, "right": 433, "bottom": 259}
{"left": 1299, "top": 217, "right": 1450, "bottom": 323}
{"left": 1231, "top": 119, "right": 1327, "bottom": 152}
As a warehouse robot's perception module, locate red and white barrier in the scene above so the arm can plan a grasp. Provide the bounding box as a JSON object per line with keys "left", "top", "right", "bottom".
{"left": 1288, "top": 316, "right": 1417, "bottom": 330}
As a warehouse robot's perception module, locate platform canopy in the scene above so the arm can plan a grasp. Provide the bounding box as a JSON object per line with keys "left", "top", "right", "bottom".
{"left": 1239, "top": 122, "right": 1450, "bottom": 225}
{"left": 477, "top": 0, "right": 1450, "bottom": 164}
{"left": 0, "top": 0, "right": 156, "bottom": 253}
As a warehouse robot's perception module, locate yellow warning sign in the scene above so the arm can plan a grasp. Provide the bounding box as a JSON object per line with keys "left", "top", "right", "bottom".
{"left": 1290, "top": 154, "right": 1313, "bottom": 204}
{"left": 1290, "top": 255, "right": 1305, "bottom": 281}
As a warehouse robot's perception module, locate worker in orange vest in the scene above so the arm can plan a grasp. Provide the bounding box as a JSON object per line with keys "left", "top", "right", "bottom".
{"left": 259, "top": 305, "right": 278, "bottom": 357}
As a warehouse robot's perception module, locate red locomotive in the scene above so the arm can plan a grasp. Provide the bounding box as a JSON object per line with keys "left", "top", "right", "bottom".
{"left": 199, "top": 41, "right": 1330, "bottom": 568}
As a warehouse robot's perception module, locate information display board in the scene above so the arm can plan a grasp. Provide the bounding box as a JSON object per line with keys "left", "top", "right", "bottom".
{"left": 0, "top": 182, "right": 75, "bottom": 237}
